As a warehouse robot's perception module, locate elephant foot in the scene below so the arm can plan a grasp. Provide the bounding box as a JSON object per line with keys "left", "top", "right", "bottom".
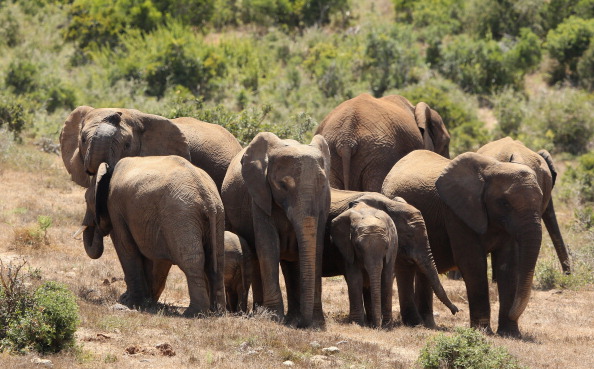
{"left": 471, "top": 318, "right": 494, "bottom": 335}
{"left": 313, "top": 307, "right": 326, "bottom": 328}
{"left": 401, "top": 312, "right": 423, "bottom": 327}
{"left": 182, "top": 306, "right": 208, "bottom": 318}
{"left": 421, "top": 314, "right": 436, "bottom": 329}
{"left": 497, "top": 321, "right": 521, "bottom": 338}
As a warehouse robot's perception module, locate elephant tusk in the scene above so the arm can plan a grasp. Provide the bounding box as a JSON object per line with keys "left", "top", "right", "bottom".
{"left": 72, "top": 226, "right": 87, "bottom": 240}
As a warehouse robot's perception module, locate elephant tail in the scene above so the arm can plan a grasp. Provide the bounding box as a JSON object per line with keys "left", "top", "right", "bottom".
{"left": 337, "top": 144, "right": 353, "bottom": 190}
{"left": 209, "top": 211, "right": 220, "bottom": 275}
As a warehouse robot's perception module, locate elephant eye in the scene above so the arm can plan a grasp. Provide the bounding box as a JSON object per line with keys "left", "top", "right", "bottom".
{"left": 124, "top": 142, "right": 131, "bottom": 150}
{"left": 498, "top": 198, "right": 511, "bottom": 209}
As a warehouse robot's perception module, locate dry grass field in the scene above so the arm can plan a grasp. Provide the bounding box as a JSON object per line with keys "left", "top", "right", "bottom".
{"left": 1, "top": 144, "right": 593, "bottom": 368}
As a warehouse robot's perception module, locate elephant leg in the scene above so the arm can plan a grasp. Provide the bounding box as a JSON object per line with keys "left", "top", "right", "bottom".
{"left": 177, "top": 250, "right": 210, "bottom": 317}
{"left": 251, "top": 256, "right": 264, "bottom": 311}
{"left": 111, "top": 230, "right": 150, "bottom": 309}
{"left": 146, "top": 259, "right": 172, "bottom": 301}
{"left": 494, "top": 240, "right": 521, "bottom": 337}
{"left": 381, "top": 262, "right": 394, "bottom": 327}
{"left": 226, "top": 288, "right": 239, "bottom": 313}
{"left": 281, "top": 260, "right": 300, "bottom": 325}
{"left": 395, "top": 262, "right": 422, "bottom": 326}
{"left": 455, "top": 249, "right": 492, "bottom": 333}
{"left": 252, "top": 207, "right": 284, "bottom": 320}
{"left": 345, "top": 264, "right": 365, "bottom": 326}
{"left": 414, "top": 271, "right": 436, "bottom": 328}
{"left": 313, "top": 217, "right": 326, "bottom": 326}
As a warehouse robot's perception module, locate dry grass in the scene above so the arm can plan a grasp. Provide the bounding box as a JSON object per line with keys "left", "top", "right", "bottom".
{"left": 1, "top": 144, "right": 593, "bottom": 368}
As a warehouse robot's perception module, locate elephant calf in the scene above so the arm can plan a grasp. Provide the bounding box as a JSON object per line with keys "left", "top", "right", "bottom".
{"left": 330, "top": 203, "right": 397, "bottom": 327}
{"left": 80, "top": 155, "right": 225, "bottom": 316}
{"left": 224, "top": 231, "right": 252, "bottom": 313}
{"left": 322, "top": 190, "right": 458, "bottom": 328}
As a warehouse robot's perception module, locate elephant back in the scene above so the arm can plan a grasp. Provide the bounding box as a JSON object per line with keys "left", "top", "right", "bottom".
{"left": 174, "top": 118, "right": 243, "bottom": 192}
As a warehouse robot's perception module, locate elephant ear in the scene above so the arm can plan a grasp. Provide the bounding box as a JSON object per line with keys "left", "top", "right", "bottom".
{"left": 384, "top": 214, "right": 397, "bottom": 264}
{"left": 241, "top": 132, "right": 282, "bottom": 216}
{"left": 415, "top": 102, "right": 450, "bottom": 158}
{"left": 134, "top": 111, "right": 191, "bottom": 160}
{"left": 436, "top": 152, "right": 493, "bottom": 235}
{"left": 538, "top": 149, "right": 557, "bottom": 187}
{"left": 60, "top": 106, "right": 94, "bottom": 187}
{"left": 310, "top": 134, "right": 331, "bottom": 176}
{"left": 94, "top": 163, "right": 112, "bottom": 235}
{"left": 331, "top": 210, "right": 355, "bottom": 265}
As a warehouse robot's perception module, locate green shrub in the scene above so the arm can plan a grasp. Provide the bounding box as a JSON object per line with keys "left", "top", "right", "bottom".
{"left": 5, "top": 60, "right": 39, "bottom": 95}
{"left": 0, "top": 6, "right": 21, "bottom": 47}
{"left": 418, "top": 327, "right": 524, "bottom": 369}
{"left": 577, "top": 41, "right": 594, "bottom": 91}
{"left": 43, "top": 81, "right": 78, "bottom": 113}
{"left": 491, "top": 88, "right": 527, "bottom": 138}
{"left": 437, "top": 34, "right": 522, "bottom": 94}
{"left": 364, "top": 24, "right": 424, "bottom": 97}
{"left": 239, "top": 0, "right": 349, "bottom": 28}
{"left": 0, "top": 261, "right": 79, "bottom": 354}
{"left": 0, "top": 95, "right": 27, "bottom": 140}
{"left": 545, "top": 16, "right": 594, "bottom": 85}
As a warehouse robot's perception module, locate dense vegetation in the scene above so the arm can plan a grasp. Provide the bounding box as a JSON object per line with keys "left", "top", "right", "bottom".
{"left": 0, "top": 0, "right": 591, "bottom": 155}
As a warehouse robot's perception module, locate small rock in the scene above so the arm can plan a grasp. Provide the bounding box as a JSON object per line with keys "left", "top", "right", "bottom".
{"left": 111, "top": 303, "right": 130, "bottom": 311}
{"left": 139, "top": 359, "right": 151, "bottom": 363}
{"left": 102, "top": 279, "right": 111, "bottom": 285}
{"left": 433, "top": 312, "right": 440, "bottom": 317}
{"left": 322, "top": 346, "right": 340, "bottom": 354}
{"left": 156, "top": 342, "right": 176, "bottom": 357}
{"left": 126, "top": 345, "right": 141, "bottom": 355}
{"left": 247, "top": 350, "right": 258, "bottom": 355}
{"left": 31, "top": 358, "right": 53, "bottom": 367}
{"left": 336, "top": 340, "right": 348, "bottom": 345}
{"left": 239, "top": 341, "right": 249, "bottom": 351}
{"left": 310, "top": 340, "right": 321, "bottom": 348}
{"left": 283, "top": 360, "right": 295, "bottom": 366}
{"left": 65, "top": 271, "right": 76, "bottom": 278}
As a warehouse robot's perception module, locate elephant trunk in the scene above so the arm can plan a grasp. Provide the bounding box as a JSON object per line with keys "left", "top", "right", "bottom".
{"left": 295, "top": 216, "right": 318, "bottom": 327}
{"left": 83, "top": 225, "right": 104, "bottom": 259}
{"left": 368, "top": 266, "right": 383, "bottom": 328}
{"left": 542, "top": 198, "right": 571, "bottom": 274}
{"left": 509, "top": 224, "right": 542, "bottom": 322}
{"left": 85, "top": 123, "right": 117, "bottom": 175}
{"left": 415, "top": 238, "right": 459, "bottom": 315}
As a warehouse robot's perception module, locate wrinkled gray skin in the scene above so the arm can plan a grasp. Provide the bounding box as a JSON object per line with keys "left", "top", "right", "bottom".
{"left": 221, "top": 132, "right": 331, "bottom": 328}
{"left": 330, "top": 203, "right": 397, "bottom": 328}
{"left": 478, "top": 137, "right": 570, "bottom": 275}
{"left": 82, "top": 156, "right": 225, "bottom": 316}
{"left": 323, "top": 191, "right": 458, "bottom": 327}
{"left": 382, "top": 150, "right": 544, "bottom": 337}
{"left": 60, "top": 106, "right": 242, "bottom": 192}
{"left": 224, "top": 231, "right": 253, "bottom": 313}
{"left": 315, "top": 93, "right": 450, "bottom": 192}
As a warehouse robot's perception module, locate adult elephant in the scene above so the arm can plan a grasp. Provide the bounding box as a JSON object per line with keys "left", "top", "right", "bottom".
{"left": 323, "top": 191, "right": 458, "bottom": 327}
{"left": 221, "top": 132, "right": 331, "bottom": 328}
{"left": 59, "top": 106, "right": 242, "bottom": 191}
{"left": 478, "top": 137, "right": 571, "bottom": 274}
{"left": 79, "top": 156, "right": 225, "bottom": 315}
{"left": 315, "top": 93, "right": 450, "bottom": 192}
{"left": 382, "top": 150, "right": 544, "bottom": 337}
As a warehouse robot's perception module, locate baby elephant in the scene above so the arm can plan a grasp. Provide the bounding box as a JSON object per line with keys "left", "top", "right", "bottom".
{"left": 224, "top": 231, "right": 253, "bottom": 313}
{"left": 331, "top": 203, "right": 397, "bottom": 327}
{"left": 80, "top": 156, "right": 225, "bottom": 316}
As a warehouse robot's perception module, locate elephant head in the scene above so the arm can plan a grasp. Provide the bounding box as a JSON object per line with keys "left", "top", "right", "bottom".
{"left": 81, "top": 163, "right": 113, "bottom": 259}
{"left": 60, "top": 106, "right": 190, "bottom": 187}
{"left": 351, "top": 193, "right": 459, "bottom": 316}
{"left": 414, "top": 102, "right": 450, "bottom": 159}
{"left": 436, "top": 152, "right": 543, "bottom": 322}
{"left": 241, "top": 132, "right": 331, "bottom": 327}
{"left": 331, "top": 203, "right": 396, "bottom": 327}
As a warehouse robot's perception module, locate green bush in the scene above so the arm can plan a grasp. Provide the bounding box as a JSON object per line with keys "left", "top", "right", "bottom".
{"left": 577, "top": 41, "right": 594, "bottom": 91}
{"left": 545, "top": 16, "right": 594, "bottom": 85}
{"left": 0, "top": 261, "right": 79, "bottom": 354}
{"left": 5, "top": 60, "right": 39, "bottom": 95}
{"left": 0, "top": 95, "right": 27, "bottom": 139}
{"left": 364, "top": 24, "right": 424, "bottom": 97}
{"left": 0, "top": 6, "right": 21, "bottom": 47}
{"left": 491, "top": 88, "right": 527, "bottom": 138}
{"left": 418, "top": 327, "right": 524, "bottom": 369}
{"left": 239, "top": 0, "right": 349, "bottom": 28}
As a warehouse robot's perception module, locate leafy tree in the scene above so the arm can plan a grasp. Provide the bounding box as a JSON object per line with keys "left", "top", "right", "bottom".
{"left": 545, "top": 16, "right": 594, "bottom": 85}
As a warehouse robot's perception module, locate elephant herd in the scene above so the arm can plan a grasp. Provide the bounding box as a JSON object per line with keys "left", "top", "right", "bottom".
{"left": 60, "top": 93, "right": 571, "bottom": 338}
